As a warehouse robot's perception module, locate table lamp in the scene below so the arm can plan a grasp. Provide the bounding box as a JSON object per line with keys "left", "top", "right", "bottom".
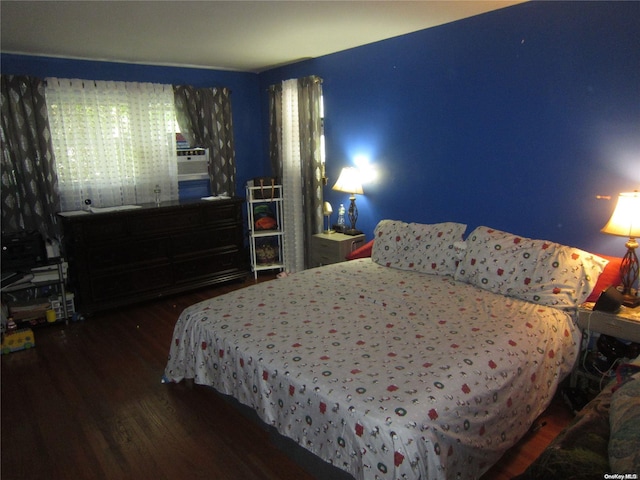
{"left": 332, "top": 167, "right": 363, "bottom": 235}
{"left": 601, "top": 191, "right": 640, "bottom": 307}
{"left": 323, "top": 201, "right": 334, "bottom": 234}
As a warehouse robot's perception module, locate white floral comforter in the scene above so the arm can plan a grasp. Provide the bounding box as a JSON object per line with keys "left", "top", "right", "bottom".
{"left": 164, "top": 259, "right": 581, "bottom": 480}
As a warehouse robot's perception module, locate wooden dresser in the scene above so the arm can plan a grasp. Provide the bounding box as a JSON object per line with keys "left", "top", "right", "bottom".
{"left": 58, "top": 198, "right": 248, "bottom": 314}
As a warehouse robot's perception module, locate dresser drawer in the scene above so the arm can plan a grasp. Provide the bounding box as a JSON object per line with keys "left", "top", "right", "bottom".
{"left": 88, "top": 238, "right": 170, "bottom": 270}
{"left": 129, "top": 209, "right": 203, "bottom": 236}
{"left": 80, "top": 218, "right": 128, "bottom": 243}
{"left": 173, "top": 249, "right": 242, "bottom": 283}
{"left": 171, "top": 225, "right": 240, "bottom": 256}
{"left": 202, "top": 202, "right": 241, "bottom": 224}
{"left": 90, "top": 263, "right": 173, "bottom": 300}
{"left": 310, "top": 252, "right": 339, "bottom": 266}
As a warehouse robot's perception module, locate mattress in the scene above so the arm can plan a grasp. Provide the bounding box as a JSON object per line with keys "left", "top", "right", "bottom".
{"left": 164, "top": 258, "right": 581, "bottom": 480}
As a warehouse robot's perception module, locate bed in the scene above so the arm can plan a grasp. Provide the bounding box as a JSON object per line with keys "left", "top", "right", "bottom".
{"left": 164, "top": 220, "right": 609, "bottom": 480}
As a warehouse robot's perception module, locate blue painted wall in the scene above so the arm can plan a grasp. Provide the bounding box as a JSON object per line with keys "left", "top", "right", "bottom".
{"left": 260, "top": 1, "right": 640, "bottom": 256}
{"left": 3, "top": 1, "right": 639, "bottom": 257}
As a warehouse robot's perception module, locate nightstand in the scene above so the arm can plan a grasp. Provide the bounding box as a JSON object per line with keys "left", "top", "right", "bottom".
{"left": 570, "top": 303, "right": 640, "bottom": 388}
{"left": 577, "top": 303, "right": 640, "bottom": 344}
{"left": 310, "top": 233, "right": 365, "bottom": 267}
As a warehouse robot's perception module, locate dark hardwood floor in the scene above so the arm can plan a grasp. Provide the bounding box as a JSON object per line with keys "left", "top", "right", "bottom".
{"left": 1, "top": 274, "right": 574, "bottom": 480}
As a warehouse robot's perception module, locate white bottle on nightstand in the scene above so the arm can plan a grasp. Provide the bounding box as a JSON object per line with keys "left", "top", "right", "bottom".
{"left": 337, "top": 204, "right": 346, "bottom": 227}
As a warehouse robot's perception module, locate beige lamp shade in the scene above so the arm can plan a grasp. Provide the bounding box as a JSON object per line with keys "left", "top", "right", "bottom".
{"left": 601, "top": 191, "right": 640, "bottom": 238}
{"left": 332, "top": 167, "right": 364, "bottom": 195}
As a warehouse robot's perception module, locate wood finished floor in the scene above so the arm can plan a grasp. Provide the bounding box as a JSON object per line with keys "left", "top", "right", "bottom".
{"left": 1, "top": 274, "right": 574, "bottom": 480}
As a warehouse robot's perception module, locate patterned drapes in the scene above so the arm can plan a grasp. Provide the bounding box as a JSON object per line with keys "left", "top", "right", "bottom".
{"left": 173, "top": 85, "right": 236, "bottom": 196}
{"left": 268, "top": 84, "right": 283, "bottom": 180}
{"left": 297, "top": 76, "right": 324, "bottom": 260}
{"left": 0, "top": 75, "right": 61, "bottom": 241}
{"left": 268, "top": 75, "right": 324, "bottom": 270}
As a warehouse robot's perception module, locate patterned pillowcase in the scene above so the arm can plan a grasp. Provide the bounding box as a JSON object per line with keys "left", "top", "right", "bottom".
{"left": 454, "top": 226, "right": 608, "bottom": 309}
{"left": 371, "top": 220, "right": 467, "bottom": 276}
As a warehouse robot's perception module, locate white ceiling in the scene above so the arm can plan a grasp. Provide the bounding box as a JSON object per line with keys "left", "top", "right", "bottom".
{"left": 1, "top": 1, "right": 524, "bottom": 73}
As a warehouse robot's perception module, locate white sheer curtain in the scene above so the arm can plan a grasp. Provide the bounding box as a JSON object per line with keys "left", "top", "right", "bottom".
{"left": 281, "top": 79, "right": 305, "bottom": 273}
{"left": 45, "top": 78, "right": 178, "bottom": 211}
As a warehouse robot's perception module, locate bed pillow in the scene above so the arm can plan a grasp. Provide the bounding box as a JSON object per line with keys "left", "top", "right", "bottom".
{"left": 346, "top": 239, "right": 374, "bottom": 260}
{"left": 585, "top": 254, "right": 623, "bottom": 302}
{"left": 454, "top": 226, "right": 608, "bottom": 308}
{"left": 371, "top": 219, "right": 467, "bottom": 276}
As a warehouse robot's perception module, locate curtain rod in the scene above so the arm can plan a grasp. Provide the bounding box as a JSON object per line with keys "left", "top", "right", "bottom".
{"left": 43, "top": 78, "right": 232, "bottom": 93}
{"left": 267, "top": 75, "right": 323, "bottom": 91}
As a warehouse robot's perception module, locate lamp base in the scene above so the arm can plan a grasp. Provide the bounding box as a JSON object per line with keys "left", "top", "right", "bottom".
{"left": 619, "top": 242, "right": 639, "bottom": 308}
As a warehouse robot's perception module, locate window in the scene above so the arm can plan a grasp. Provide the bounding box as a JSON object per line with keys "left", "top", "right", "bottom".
{"left": 46, "top": 78, "right": 178, "bottom": 211}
